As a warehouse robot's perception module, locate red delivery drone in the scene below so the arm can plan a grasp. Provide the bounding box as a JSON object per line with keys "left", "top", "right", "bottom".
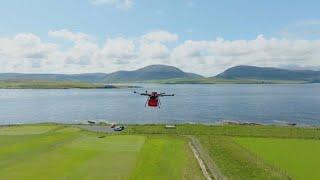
{"left": 134, "top": 91, "right": 174, "bottom": 108}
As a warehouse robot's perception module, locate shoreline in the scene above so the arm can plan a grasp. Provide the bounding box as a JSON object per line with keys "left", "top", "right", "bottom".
{"left": 0, "top": 121, "right": 318, "bottom": 128}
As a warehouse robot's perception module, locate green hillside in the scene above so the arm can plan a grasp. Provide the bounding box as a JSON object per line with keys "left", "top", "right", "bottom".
{"left": 151, "top": 77, "right": 307, "bottom": 84}
{"left": 0, "top": 80, "right": 135, "bottom": 89}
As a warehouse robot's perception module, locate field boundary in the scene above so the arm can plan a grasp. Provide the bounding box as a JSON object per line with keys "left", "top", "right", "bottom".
{"left": 188, "top": 136, "right": 227, "bottom": 180}
{"left": 189, "top": 141, "right": 212, "bottom": 180}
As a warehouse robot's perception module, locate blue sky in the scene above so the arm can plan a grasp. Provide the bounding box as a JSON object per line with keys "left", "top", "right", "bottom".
{"left": 0, "top": 0, "right": 319, "bottom": 75}
{"left": 1, "top": 0, "right": 319, "bottom": 41}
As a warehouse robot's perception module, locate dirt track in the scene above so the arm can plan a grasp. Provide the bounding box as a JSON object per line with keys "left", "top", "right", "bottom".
{"left": 188, "top": 136, "right": 227, "bottom": 180}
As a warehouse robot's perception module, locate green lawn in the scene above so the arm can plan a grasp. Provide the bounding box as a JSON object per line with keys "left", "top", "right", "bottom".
{"left": 0, "top": 125, "right": 203, "bottom": 180}
{"left": 0, "top": 124, "right": 58, "bottom": 135}
{"left": 128, "top": 124, "right": 320, "bottom": 179}
{"left": 235, "top": 137, "right": 320, "bottom": 180}
{"left": 130, "top": 136, "right": 203, "bottom": 180}
{"left": 197, "top": 135, "right": 287, "bottom": 180}
{"left": 0, "top": 80, "right": 139, "bottom": 89}
{"left": 3, "top": 124, "right": 320, "bottom": 179}
{"left": 0, "top": 80, "right": 108, "bottom": 89}
{"left": 127, "top": 124, "right": 320, "bottom": 139}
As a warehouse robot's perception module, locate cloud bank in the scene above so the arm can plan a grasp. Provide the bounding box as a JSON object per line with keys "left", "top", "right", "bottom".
{"left": 0, "top": 29, "right": 319, "bottom": 76}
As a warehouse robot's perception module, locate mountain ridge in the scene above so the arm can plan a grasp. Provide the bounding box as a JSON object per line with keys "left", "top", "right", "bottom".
{"left": 0, "top": 64, "right": 319, "bottom": 83}
{"left": 0, "top": 65, "right": 202, "bottom": 83}
{"left": 104, "top": 64, "right": 202, "bottom": 82}
{"left": 215, "top": 65, "right": 320, "bottom": 81}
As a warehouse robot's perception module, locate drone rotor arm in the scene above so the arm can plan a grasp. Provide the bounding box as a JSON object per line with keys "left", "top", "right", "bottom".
{"left": 160, "top": 94, "right": 175, "bottom": 97}
{"left": 134, "top": 91, "right": 150, "bottom": 96}
{"left": 140, "top": 93, "right": 150, "bottom": 96}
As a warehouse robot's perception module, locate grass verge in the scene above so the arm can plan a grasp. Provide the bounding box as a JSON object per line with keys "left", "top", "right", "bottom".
{"left": 235, "top": 137, "right": 320, "bottom": 180}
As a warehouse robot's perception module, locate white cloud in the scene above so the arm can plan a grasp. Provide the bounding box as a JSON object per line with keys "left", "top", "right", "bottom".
{"left": 49, "top": 29, "right": 93, "bottom": 42}
{"left": 139, "top": 42, "right": 169, "bottom": 59}
{"left": 171, "top": 35, "right": 320, "bottom": 75}
{"left": 0, "top": 33, "right": 59, "bottom": 72}
{"left": 101, "top": 37, "right": 136, "bottom": 60}
{"left": 90, "top": 0, "right": 133, "bottom": 9}
{"left": 64, "top": 41, "right": 100, "bottom": 66}
{"left": 172, "top": 40, "right": 210, "bottom": 58}
{"left": 0, "top": 30, "right": 320, "bottom": 76}
{"left": 0, "top": 33, "right": 57, "bottom": 60}
{"left": 141, "top": 30, "right": 178, "bottom": 43}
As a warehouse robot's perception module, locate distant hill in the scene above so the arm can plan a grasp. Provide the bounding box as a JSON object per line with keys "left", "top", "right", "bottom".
{"left": 216, "top": 65, "right": 320, "bottom": 82}
{"left": 1, "top": 65, "right": 319, "bottom": 84}
{"left": 104, "top": 65, "right": 202, "bottom": 82}
{"left": 0, "top": 65, "right": 202, "bottom": 83}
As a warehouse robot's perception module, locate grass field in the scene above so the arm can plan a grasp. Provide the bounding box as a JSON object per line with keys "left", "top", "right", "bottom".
{"left": 196, "top": 135, "right": 287, "bottom": 179}
{"left": 130, "top": 136, "right": 203, "bottom": 180}
{"left": 2, "top": 124, "right": 320, "bottom": 179}
{"left": 128, "top": 124, "right": 320, "bottom": 179}
{"left": 0, "top": 124, "right": 57, "bottom": 135}
{"left": 127, "top": 124, "right": 320, "bottom": 139}
{"left": 0, "top": 125, "right": 203, "bottom": 179}
{"left": 0, "top": 80, "right": 139, "bottom": 89}
{"left": 0, "top": 80, "right": 109, "bottom": 89}
{"left": 235, "top": 137, "right": 320, "bottom": 180}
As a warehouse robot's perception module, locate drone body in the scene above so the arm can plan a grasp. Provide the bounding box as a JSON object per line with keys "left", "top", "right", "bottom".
{"left": 134, "top": 91, "right": 174, "bottom": 108}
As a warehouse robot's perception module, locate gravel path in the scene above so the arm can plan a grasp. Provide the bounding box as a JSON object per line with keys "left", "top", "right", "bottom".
{"left": 188, "top": 136, "right": 227, "bottom": 180}
{"left": 189, "top": 141, "right": 213, "bottom": 180}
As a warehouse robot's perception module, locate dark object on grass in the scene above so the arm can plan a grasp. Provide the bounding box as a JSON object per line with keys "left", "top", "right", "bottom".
{"left": 222, "top": 120, "right": 262, "bottom": 126}
{"left": 88, "top": 120, "right": 96, "bottom": 125}
{"left": 222, "top": 120, "right": 241, "bottom": 125}
{"left": 245, "top": 122, "right": 262, "bottom": 126}
{"left": 287, "top": 123, "right": 297, "bottom": 126}
{"left": 98, "top": 135, "right": 106, "bottom": 138}
{"left": 110, "top": 123, "right": 116, "bottom": 128}
{"left": 114, "top": 126, "right": 125, "bottom": 131}
{"left": 165, "top": 125, "right": 176, "bottom": 129}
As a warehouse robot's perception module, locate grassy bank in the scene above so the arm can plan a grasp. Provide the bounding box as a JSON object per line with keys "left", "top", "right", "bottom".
{"left": 0, "top": 124, "right": 203, "bottom": 180}
{"left": 0, "top": 80, "right": 138, "bottom": 89}
{"left": 126, "top": 124, "right": 320, "bottom": 139}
